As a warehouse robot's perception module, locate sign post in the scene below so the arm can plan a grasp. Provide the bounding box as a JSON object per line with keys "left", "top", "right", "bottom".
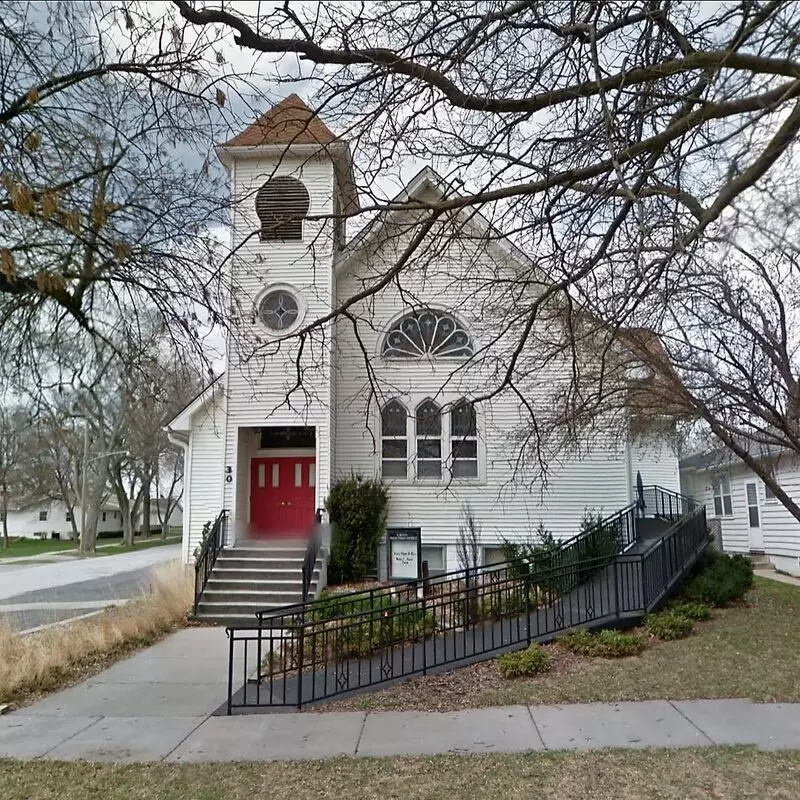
{"left": 387, "top": 527, "right": 422, "bottom": 582}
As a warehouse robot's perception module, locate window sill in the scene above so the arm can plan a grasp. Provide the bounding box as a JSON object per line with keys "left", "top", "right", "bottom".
{"left": 381, "top": 477, "right": 486, "bottom": 486}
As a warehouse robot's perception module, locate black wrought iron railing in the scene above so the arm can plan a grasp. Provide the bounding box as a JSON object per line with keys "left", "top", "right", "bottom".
{"left": 636, "top": 485, "right": 698, "bottom": 520}
{"left": 193, "top": 509, "right": 228, "bottom": 615}
{"left": 224, "top": 492, "right": 706, "bottom": 713}
{"left": 301, "top": 510, "right": 324, "bottom": 602}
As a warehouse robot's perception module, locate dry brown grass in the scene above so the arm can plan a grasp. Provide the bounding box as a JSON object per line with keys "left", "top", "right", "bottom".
{"left": 0, "top": 560, "right": 193, "bottom": 705}
{"left": 2, "top": 748, "right": 800, "bottom": 799}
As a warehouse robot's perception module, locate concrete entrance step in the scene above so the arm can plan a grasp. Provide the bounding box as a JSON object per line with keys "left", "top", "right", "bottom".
{"left": 214, "top": 558, "right": 305, "bottom": 571}
{"left": 205, "top": 578, "right": 310, "bottom": 593}
{"left": 196, "top": 600, "right": 304, "bottom": 617}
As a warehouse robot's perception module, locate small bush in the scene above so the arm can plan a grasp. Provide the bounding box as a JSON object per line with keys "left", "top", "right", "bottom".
{"left": 326, "top": 473, "right": 388, "bottom": 583}
{"left": 683, "top": 550, "right": 754, "bottom": 607}
{"left": 498, "top": 644, "right": 552, "bottom": 678}
{"left": 669, "top": 601, "right": 711, "bottom": 621}
{"left": 559, "top": 627, "right": 645, "bottom": 658}
{"left": 644, "top": 610, "right": 694, "bottom": 640}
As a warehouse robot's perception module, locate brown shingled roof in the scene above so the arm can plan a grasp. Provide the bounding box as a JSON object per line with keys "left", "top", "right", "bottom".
{"left": 224, "top": 94, "right": 337, "bottom": 147}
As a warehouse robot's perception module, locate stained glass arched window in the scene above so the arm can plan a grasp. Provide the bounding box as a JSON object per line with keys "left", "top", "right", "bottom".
{"left": 382, "top": 309, "right": 473, "bottom": 358}
{"left": 416, "top": 399, "right": 442, "bottom": 478}
{"left": 381, "top": 399, "right": 408, "bottom": 478}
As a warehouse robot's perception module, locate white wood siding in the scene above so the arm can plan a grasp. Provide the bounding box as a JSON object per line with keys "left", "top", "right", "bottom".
{"left": 630, "top": 432, "right": 680, "bottom": 493}
{"left": 186, "top": 396, "right": 225, "bottom": 558}
{"left": 685, "top": 459, "right": 800, "bottom": 564}
{"left": 334, "top": 216, "right": 632, "bottom": 567}
{"left": 223, "top": 154, "right": 337, "bottom": 535}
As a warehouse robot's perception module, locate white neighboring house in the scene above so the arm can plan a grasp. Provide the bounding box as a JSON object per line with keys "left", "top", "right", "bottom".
{"left": 139, "top": 498, "right": 183, "bottom": 532}
{"left": 680, "top": 449, "right": 800, "bottom": 577}
{"left": 3, "top": 498, "right": 124, "bottom": 539}
{"left": 168, "top": 95, "right": 683, "bottom": 569}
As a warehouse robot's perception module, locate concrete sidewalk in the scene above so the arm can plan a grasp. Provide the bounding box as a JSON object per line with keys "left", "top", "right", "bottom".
{"left": 1, "top": 627, "right": 799, "bottom": 762}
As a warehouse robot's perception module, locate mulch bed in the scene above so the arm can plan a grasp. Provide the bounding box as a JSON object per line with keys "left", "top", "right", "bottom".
{"left": 311, "top": 644, "right": 586, "bottom": 713}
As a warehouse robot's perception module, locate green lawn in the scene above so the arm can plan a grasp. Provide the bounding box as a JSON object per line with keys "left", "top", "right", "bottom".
{"left": 0, "top": 537, "right": 78, "bottom": 558}
{"left": 326, "top": 577, "right": 800, "bottom": 712}
{"left": 97, "top": 536, "right": 180, "bottom": 556}
{"left": 2, "top": 748, "right": 799, "bottom": 799}
{"left": 0, "top": 535, "right": 180, "bottom": 559}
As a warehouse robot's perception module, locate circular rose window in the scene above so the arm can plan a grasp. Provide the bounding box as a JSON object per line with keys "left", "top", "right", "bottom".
{"left": 258, "top": 289, "right": 300, "bottom": 332}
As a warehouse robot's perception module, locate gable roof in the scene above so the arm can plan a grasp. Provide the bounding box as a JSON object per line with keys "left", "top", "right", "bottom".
{"left": 224, "top": 94, "right": 337, "bottom": 147}
{"left": 334, "top": 166, "right": 536, "bottom": 275}
{"left": 165, "top": 374, "right": 223, "bottom": 432}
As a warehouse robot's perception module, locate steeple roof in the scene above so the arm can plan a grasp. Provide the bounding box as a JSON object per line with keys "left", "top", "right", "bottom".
{"left": 224, "top": 94, "right": 338, "bottom": 147}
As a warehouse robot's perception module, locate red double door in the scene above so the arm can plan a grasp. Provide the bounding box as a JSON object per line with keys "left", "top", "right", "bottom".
{"left": 250, "top": 456, "right": 316, "bottom": 538}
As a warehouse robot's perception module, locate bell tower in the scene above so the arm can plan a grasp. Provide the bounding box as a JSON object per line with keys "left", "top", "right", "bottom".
{"left": 216, "top": 94, "right": 358, "bottom": 542}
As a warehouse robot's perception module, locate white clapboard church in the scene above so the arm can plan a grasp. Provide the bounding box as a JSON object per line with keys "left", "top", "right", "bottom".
{"left": 167, "top": 95, "right": 680, "bottom": 620}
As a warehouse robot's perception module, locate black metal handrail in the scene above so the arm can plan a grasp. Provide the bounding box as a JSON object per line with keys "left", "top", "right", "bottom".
{"left": 635, "top": 485, "right": 698, "bottom": 521}
{"left": 193, "top": 509, "right": 228, "bottom": 615}
{"left": 301, "top": 510, "right": 323, "bottom": 602}
{"left": 256, "top": 488, "right": 668, "bottom": 622}
{"left": 225, "top": 501, "right": 708, "bottom": 712}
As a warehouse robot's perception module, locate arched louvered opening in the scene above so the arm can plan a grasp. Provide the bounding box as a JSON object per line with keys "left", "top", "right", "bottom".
{"left": 382, "top": 309, "right": 474, "bottom": 358}
{"left": 256, "top": 176, "right": 310, "bottom": 241}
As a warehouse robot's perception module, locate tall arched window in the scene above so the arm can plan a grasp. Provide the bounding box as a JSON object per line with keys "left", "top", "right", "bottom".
{"left": 255, "top": 176, "right": 310, "bottom": 241}
{"left": 381, "top": 399, "right": 408, "bottom": 478}
{"left": 451, "top": 399, "right": 478, "bottom": 478}
{"left": 382, "top": 309, "right": 473, "bottom": 358}
{"left": 416, "top": 399, "right": 442, "bottom": 478}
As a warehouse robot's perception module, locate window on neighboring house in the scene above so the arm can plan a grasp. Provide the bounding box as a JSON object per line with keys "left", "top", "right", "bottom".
{"left": 764, "top": 481, "right": 777, "bottom": 503}
{"left": 451, "top": 399, "right": 478, "bottom": 478}
{"left": 712, "top": 475, "right": 733, "bottom": 516}
{"left": 65, "top": 512, "right": 72, "bottom": 522}
{"left": 38, "top": 509, "right": 48, "bottom": 521}
{"left": 382, "top": 309, "right": 473, "bottom": 358}
{"left": 416, "top": 399, "right": 442, "bottom": 479}
{"left": 381, "top": 399, "right": 408, "bottom": 479}
{"left": 102, "top": 512, "right": 107, "bottom": 522}
{"left": 421, "top": 545, "right": 447, "bottom": 577}
{"left": 255, "top": 176, "right": 310, "bottom": 241}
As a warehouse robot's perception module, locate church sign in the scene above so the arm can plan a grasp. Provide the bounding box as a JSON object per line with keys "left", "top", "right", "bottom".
{"left": 387, "top": 527, "right": 421, "bottom": 582}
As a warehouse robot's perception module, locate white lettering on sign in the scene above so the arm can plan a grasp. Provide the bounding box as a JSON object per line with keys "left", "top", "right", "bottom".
{"left": 390, "top": 539, "right": 419, "bottom": 580}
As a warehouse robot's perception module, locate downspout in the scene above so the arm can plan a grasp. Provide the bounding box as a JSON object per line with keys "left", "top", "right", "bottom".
{"left": 625, "top": 412, "right": 635, "bottom": 507}
{"left": 167, "top": 428, "right": 191, "bottom": 564}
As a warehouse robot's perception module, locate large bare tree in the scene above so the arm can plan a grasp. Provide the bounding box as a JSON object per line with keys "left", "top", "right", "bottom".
{"left": 2, "top": 0, "right": 232, "bottom": 379}
{"left": 174, "top": 0, "right": 800, "bottom": 512}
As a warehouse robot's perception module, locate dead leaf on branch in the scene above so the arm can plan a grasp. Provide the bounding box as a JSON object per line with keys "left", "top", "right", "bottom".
{"left": 0, "top": 249, "right": 16, "bottom": 281}
{"left": 23, "top": 131, "right": 41, "bottom": 152}
{"left": 41, "top": 191, "right": 59, "bottom": 220}
{"left": 26, "top": 87, "right": 39, "bottom": 106}
{"left": 215, "top": 88, "right": 226, "bottom": 107}
{"left": 9, "top": 183, "right": 33, "bottom": 214}
{"left": 35, "top": 272, "right": 67, "bottom": 294}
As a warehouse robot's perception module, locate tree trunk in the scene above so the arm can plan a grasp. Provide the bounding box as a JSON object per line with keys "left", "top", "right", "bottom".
{"left": 122, "top": 509, "right": 135, "bottom": 547}
{"left": 141, "top": 477, "right": 151, "bottom": 538}
{"left": 1, "top": 484, "right": 8, "bottom": 549}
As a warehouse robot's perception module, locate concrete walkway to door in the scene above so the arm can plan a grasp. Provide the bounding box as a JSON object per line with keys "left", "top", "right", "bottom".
{"left": 1, "top": 627, "right": 800, "bottom": 762}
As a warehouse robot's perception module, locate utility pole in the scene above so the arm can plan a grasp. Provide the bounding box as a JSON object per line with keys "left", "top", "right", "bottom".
{"left": 80, "top": 424, "right": 89, "bottom": 556}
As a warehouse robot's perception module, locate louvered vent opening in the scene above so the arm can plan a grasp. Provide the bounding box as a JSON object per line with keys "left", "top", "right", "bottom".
{"left": 256, "top": 176, "right": 310, "bottom": 241}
